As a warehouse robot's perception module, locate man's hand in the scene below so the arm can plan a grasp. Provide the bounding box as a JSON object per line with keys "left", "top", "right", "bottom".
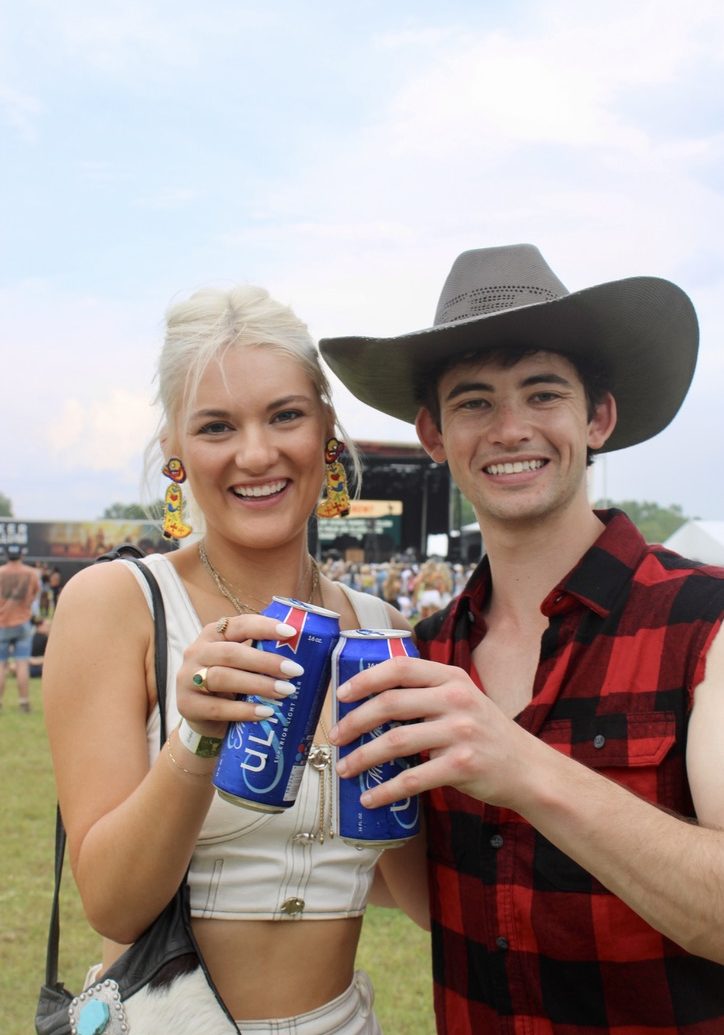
{"left": 330, "top": 656, "right": 534, "bottom": 809}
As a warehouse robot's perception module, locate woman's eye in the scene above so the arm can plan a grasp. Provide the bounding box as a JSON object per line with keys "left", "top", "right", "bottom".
{"left": 273, "top": 409, "right": 303, "bottom": 424}
{"left": 199, "top": 420, "right": 231, "bottom": 434}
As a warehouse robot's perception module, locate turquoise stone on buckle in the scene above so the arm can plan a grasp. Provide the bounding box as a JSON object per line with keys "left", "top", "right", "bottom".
{"left": 77, "top": 999, "right": 109, "bottom": 1034}
{"left": 69, "top": 979, "right": 128, "bottom": 1034}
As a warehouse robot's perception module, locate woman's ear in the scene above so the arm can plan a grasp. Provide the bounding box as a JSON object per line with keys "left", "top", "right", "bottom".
{"left": 415, "top": 407, "right": 447, "bottom": 464}
{"left": 323, "top": 405, "right": 336, "bottom": 446}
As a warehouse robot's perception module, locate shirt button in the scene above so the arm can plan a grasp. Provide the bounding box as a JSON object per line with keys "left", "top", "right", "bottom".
{"left": 593, "top": 734, "right": 606, "bottom": 749}
{"left": 496, "top": 936, "right": 509, "bottom": 951}
{"left": 281, "top": 897, "right": 305, "bottom": 916}
{"left": 490, "top": 834, "right": 504, "bottom": 849}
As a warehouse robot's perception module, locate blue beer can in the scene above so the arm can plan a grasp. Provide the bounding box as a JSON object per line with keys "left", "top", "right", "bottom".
{"left": 213, "top": 597, "right": 340, "bottom": 813}
{"left": 332, "top": 629, "right": 420, "bottom": 847}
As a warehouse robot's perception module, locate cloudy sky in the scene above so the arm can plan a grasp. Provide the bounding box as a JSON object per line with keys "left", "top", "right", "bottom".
{"left": 2, "top": 0, "right": 723, "bottom": 523}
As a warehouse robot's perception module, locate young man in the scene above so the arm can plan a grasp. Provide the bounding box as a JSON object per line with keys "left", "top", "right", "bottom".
{"left": 321, "top": 245, "right": 724, "bottom": 1033}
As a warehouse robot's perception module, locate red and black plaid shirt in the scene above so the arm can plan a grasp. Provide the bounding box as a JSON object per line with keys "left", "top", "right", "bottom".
{"left": 415, "top": 510, "right": 724, "bottom": 1035}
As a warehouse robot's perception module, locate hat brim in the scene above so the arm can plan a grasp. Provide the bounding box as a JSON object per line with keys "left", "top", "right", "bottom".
{"left": 320, "top": 276, "right": 698, "bottom": 453}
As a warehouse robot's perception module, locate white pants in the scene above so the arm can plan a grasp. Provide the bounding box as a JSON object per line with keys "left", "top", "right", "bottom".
{"left": 236, "top": 970, "right": 382, "bottom": 1034}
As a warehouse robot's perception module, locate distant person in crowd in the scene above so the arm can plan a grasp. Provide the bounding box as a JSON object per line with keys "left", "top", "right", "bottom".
{"left": 44, "top": 283, "right": 425, "bottom": 1033}
{"left": 48, "top": 567, "right": 63, "bottom": 608}
{"left": 38, "top": 563, "right": 52, "bottom": 617}
{"left": 416, "top": 587, "right": 443, "bottom": 620}
{"left": 0, "top": 545, "right": 41, "bottom": 712}
{"left": 322, "top": 244, "right": 724, "bottom": 1031}
{"left": 30, "top": 616, "right": 51, "bottom": 678}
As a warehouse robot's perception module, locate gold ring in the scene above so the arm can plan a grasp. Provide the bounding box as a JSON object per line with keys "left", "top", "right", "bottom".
{"left": 192, "top": 667, "right": 210, "bottom": 693}
{"left": 216, "top": 616, "right": 230, "bottom": 638}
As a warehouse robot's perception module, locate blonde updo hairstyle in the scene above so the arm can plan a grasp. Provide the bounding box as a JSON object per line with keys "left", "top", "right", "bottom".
{"left": 144, "top": 284, "right": 361, "bottom": 533}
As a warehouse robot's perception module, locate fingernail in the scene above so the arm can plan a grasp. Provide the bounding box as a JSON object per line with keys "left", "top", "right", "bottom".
{"left": 275, "top": 622, "right": 296, "bottom": 637}
{"left": 336, "top": 756, "right": 348, "bottom": 775}
{"left": 360, "top": 791, "right": 373, "bottom": 807}
{"left": 337, "top": 681, "right": 351, "bottom": 700}
{"left": 274, "top": 680, "right": 296, "bottom": 697}
{"left": 254, "top": 704, "right": 275, "bottom": 718}
{"left": 280, "top": 659, "right": 304, "bottom": 677}
{"left": 328, "top": 723, "right": 339, "bottom": 742}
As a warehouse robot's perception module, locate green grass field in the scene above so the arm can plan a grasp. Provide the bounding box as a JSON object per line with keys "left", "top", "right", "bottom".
{"left": 0, "top": 677, "right": 435, "bottom": 1034}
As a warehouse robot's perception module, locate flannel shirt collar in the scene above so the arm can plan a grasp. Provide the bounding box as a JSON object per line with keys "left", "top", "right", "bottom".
{"left": 453, "top": 509, "right": 648, "bottom": 631}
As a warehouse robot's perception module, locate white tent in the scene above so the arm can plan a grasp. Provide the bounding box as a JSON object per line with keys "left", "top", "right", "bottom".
{"left": 663, "top": 521, "right": 724, "bottom": 565}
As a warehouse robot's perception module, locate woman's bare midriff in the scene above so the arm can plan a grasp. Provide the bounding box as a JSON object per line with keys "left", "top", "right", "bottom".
{"left": 102, "top": 915, "right": 364, "bottom": 1020}
{"left": 193, "top": 916, "right": 364, "bottom": 1018}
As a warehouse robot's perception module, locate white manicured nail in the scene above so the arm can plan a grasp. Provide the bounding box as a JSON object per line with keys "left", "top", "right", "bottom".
{"left": 280, "top": 659, "right": 304, "bottom": 677}
{"left": 274, "top": 680, "right": 296, "bottom": 696}
{"left": 254, "top": 704, "right": 275, "bottom": 718}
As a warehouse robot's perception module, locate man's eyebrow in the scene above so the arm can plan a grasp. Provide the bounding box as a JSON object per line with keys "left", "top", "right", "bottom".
{"left": 444, "top": 372, "right": 573, "bottom": 403}
{"left": 444, "top": 380, "right": 494, "bottom": 402}
{"left": 520, "top": 373, "right": 573, "bottom": 389}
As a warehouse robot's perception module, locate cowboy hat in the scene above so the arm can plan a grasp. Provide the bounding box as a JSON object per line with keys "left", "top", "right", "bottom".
{"left": 319, "top": 243, "right": 698, "bottom": 452}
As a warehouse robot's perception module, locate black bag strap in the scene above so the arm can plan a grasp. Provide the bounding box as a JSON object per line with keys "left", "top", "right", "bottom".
{"left": 44, "top": 549, "right": 169, "bottom": 988}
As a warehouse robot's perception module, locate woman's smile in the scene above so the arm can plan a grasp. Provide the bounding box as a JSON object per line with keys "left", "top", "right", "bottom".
{"left": 230, "top": 478, "right": 290, "bottom": 501}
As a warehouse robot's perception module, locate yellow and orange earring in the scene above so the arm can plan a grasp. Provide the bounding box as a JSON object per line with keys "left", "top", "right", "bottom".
{"left": 317, "top": 438, "right": 351, "bottom": 518}
{"left": 161, "top": 457, "right": 193, "bottom": 540}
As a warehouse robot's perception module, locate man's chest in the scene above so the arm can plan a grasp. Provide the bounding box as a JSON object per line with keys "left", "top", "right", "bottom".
{"left": 470, "top": 632, "right": 541, "bottom": 718}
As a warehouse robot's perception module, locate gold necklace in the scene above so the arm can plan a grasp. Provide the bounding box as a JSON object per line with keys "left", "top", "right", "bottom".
{"left": 198, "top": 541, "right": 321, "bottom": 615}
{"left": 198, "top": 541, "right": 259, "bottom": 614}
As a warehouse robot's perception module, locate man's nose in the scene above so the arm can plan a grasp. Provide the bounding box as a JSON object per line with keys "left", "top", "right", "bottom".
{"left": 486, "top": 402, "right": 532, "bottom": 445}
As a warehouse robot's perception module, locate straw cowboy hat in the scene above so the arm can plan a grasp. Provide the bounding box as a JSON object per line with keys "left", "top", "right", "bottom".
{"left": 320, "top": 243, "right": 699, "bottom": 453}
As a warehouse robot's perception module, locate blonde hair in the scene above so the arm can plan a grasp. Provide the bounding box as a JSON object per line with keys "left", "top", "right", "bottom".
{"left": 143, "top": 284, "right": 360, "bottom": 526}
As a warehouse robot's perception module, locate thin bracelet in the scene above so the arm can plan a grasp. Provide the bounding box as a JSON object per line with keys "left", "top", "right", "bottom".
{"left": 166, "top": 737, "right": 214, "bottom": 778}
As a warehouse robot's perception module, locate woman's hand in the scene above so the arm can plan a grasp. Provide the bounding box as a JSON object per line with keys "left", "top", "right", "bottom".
{"left": 176, "top": 614, "right": 303, "bottom": 738}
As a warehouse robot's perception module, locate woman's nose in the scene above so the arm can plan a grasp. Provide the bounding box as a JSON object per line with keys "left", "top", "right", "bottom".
{"left": 234, "top": 429, "right": 278, "bottom": 471}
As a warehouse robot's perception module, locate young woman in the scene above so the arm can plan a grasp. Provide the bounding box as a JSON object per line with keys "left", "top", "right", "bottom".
{"left": 43, "top": 285, "right": 428, "bottom": 1033}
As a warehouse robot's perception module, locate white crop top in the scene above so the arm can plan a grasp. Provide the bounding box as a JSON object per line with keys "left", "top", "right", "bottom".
{"left": 124, "top": 554, "right": 391, "bottom": 921}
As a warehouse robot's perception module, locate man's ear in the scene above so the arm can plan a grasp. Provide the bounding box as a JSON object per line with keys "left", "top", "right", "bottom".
{"left": 588, "top": 392, "right": 617, "bottom": 451}
{"left": 415, "top": 407, "right": 447, "bottom": 464}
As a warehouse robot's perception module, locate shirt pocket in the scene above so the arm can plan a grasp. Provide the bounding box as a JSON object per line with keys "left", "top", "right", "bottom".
{"left": 542, "top": 711, "right": 676, "bottom": 769}
{"left": 534, "top": 711, "right": 677, "bottom": 892}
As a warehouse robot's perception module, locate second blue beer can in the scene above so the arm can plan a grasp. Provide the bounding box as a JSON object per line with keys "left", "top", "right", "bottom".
{"left": 213, "top": 596, "right": 340, "bottom": 813}
{"left": 332, "top": 629, "right": 420, "bottom": 847}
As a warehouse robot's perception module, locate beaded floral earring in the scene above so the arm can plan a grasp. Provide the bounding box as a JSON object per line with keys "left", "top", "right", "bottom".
{"left": 316, "top": 438, "right": 351, "bottom": 518}
{"left": 161, "top": 457, "right": 193, "bottom": 540}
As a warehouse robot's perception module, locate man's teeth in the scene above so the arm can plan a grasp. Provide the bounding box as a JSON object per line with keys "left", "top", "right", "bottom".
{"left": 485, "top": 460, "right": 545, "bottom": 475}
{"left": 233, "top": 480, "right": 287, "bottom": 498}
